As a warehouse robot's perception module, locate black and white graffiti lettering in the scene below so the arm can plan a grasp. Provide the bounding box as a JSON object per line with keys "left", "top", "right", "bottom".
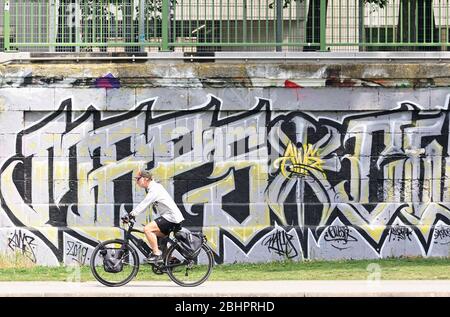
{"left": 1, "top": 93, "right": 450, "bottom": 264}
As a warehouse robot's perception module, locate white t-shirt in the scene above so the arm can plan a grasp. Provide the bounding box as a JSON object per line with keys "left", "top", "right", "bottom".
{"left": 130, "top": 180, "right": 185, "bottom": 224}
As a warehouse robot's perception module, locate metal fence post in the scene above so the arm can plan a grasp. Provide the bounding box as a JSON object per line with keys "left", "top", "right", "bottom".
{"left": 49, "top": 0, "right": 58, "bottom": 52}
{"left": 4, "top": 0, "right": 10, "bottom": 51}
{"left": 139, "top": 0, "right": 145, "bottom": 52}
{"left": 358, "top": 0, "right": 365, "bottom": 51}
{"left": 320, "top": 0, "right": 327, "bottom": 51}
{"left": 161, "top": 0, "right": 170, "bottom": 51}
{"left": 276, "top": 0, "right": 282, "bottom": 52}
{"left": 75, "top": 0, "right": 81, "bottom": 53}
{"left": 243, "top": 0, "right": 247, "bottom": 44}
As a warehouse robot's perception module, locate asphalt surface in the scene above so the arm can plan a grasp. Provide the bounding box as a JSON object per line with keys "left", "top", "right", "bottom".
{"left": 0, "top": 280, "right": 449, "bottom": 297}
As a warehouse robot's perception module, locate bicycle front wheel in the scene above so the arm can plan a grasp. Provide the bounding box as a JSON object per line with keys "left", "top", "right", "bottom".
{"left": 165, "top": 244, "right": 214, "bottom": 287}
{"left": 90, "top": 239, "right": 140, "bottom": 287}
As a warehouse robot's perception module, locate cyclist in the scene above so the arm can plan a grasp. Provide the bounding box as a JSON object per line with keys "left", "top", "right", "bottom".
{"left": 123, "top": 169, "right": 185, "bottom": 264}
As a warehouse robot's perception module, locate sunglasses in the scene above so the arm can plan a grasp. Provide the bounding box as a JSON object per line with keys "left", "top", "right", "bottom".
{"left": 134, "top": 176, "right": 143, "bottom": 181}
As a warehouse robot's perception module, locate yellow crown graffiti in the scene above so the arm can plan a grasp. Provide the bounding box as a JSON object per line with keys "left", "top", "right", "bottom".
{"left": 274, "top": 142, "right": 326, "bottom": 178}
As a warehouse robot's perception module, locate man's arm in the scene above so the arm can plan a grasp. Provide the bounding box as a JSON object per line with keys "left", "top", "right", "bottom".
{"left": 130, "top": 189, "right": 157, "bottom": 217}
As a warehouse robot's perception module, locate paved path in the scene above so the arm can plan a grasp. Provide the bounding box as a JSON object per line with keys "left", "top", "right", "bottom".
{"left": 0, "top": 280, "right": 449, "bottom": 297}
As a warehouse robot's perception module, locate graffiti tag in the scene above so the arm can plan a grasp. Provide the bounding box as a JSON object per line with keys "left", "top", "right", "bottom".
{"left": 433, "top": 226, "right": 450, "bottom": 245}
{"left": 262, "top": 230, "right": 299, "bottom": 259}
{"left": 66, "top": 241, "right": 89, "bottom": 265}
{"left": 323, "top": 226, "right": 358, "bottom": 250}
{"left": 273, "top": 142, "right": 325, "bottom": 178}
{"left": 7, "top": 230, "right": 37, "bottom": 263}
{"left": 388, "top": 225, "right": 413, "bottom": 242}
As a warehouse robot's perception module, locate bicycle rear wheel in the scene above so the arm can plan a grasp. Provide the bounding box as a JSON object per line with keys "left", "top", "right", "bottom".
{"left": 165, "top": 244, "right": 214, "bottom": 287}
{"left": 90, "top": 239, "right": 140, "bottom": 287}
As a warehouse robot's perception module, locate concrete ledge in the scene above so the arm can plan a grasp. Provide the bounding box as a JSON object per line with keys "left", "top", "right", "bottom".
{"left": 2, "top": 60, "right": 450, "bottom": 89}
{"left": 0, "top": 52, "right": 30, "bottom": 64}
{"left": 4, "top": 52, "right": 450, "bottom": 63}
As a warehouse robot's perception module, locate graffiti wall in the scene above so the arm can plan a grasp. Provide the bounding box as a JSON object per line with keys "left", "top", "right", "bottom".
{"left": 2, "top": 86, "right": 450, "bottom": 265}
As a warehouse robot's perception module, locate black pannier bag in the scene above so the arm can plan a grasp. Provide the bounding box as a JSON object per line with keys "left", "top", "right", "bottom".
{"left": 101, "top": 248, "right": 125, "bottom": 273}
{"left": 174, "top": 228, "right": 204, "bottom": 259}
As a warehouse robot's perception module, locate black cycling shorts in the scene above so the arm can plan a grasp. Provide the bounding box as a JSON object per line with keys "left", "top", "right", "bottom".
{"left": 155, "top": 217, "right": 182, "bottom": 235}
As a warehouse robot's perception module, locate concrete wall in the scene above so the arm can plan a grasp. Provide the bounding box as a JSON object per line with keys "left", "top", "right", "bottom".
{"left": 1, "top": 59, "right": 450, "bottom": 266}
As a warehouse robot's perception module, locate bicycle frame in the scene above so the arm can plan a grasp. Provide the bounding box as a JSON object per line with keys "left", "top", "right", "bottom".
{"left": 121, "top": 220, "right": 189, "bottom": 271}
{"left": 122, "top": 221, "right": 152, "bottom": 256}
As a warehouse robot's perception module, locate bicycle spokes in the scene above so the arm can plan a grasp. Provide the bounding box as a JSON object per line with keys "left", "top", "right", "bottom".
{"left": 90, "top": 240, "right": 140, "bottom": 287}
{"left": 165, "top": 244, "right": 214, "bottom": 287}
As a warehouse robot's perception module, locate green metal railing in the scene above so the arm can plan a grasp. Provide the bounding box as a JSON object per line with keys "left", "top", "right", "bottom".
{"left": 2, "top": 0, "right": 450, "bottom": 53}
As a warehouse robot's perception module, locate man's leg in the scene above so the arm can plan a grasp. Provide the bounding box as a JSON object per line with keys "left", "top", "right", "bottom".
{"left": 144, "top": 221, "right": 165, "bottom": 255}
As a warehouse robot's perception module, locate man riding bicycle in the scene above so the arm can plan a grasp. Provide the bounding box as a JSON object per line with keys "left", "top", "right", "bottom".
{"left": 123, "top": 170, "right": 185, "bottom": 264}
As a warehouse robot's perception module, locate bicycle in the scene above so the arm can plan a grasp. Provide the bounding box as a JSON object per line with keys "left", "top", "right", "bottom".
{"left": 89, "top": 216, "right": 214, "bottom": 287}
